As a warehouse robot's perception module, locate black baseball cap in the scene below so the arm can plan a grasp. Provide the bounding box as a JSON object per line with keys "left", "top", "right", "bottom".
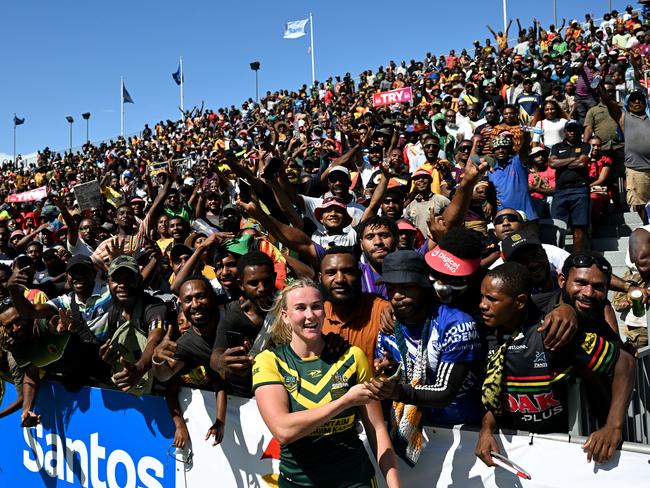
{"left": 66, "top": 255, "right": 94, "bottom": 272}
{"left": 502, "top": 232, "right": 542, "bottom": 260}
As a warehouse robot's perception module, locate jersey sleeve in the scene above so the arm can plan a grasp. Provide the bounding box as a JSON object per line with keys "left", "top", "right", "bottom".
{"left": 350, "top": 346, "right": 373, "bottom": 384}
{"left": 569, "top": 332, "right": 620, "bottom": 375}
{"left": 252, "top": 350, "right": 284, "bottom": 390}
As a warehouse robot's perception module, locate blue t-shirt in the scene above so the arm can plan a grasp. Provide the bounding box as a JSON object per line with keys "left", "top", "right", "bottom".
{"left": 376, "top": 304, "right": 482, "bottom": 425}
{"left": 487, "top": 155, "right": 539, "bottom": 220}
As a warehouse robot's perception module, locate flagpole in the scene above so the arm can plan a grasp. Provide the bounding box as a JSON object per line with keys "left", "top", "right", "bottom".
{"left": 180, "top": 57, "right": 185, "bottom": 115}
{"left": 13, "top": 114, "right": 16, "bottom": 165}
{"left": 120, "top": 77, "right": 124, "bottom": 137}
{"left": 310, "top": 13, "right": 315, "bottom": 85}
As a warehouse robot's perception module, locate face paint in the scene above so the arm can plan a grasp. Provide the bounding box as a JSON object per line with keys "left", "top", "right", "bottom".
{"left": 433, "top": 280, "right": 468, "bottom": 303}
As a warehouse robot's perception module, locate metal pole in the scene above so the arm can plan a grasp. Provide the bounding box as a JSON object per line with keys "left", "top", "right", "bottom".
{"left": 502, "top": 0, "right": 507, "bottom": 34}
{"left": 255, "top": 69, "right": 259, "bottom": 102}
{"left": 310, "top": 13, "right": 315, "bottom": 84}
{"left": 609, "top": 0, "right": 612, "bottom": 13}
{"left": 180, "top": 56, "right": 184, "bottom": 114}
{"left": 120, "top": 76, "right": 124, "bottom": 137}
{"left": 86, "top": 119, "right": 89, "bottom": 143}
{"left": 69, "top": 122, "right": 72, "bottom": 153}
{"left": 554, "top": 0, "right": 558, "bottom": 27}
{"left": 13, "top": 117, "right": 16, "bottom": 165}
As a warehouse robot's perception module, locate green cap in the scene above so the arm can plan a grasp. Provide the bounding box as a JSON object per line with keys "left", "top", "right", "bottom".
{"left": 11, "top": 326, "right": 70, "bottom": 368}
{"left": 108, "top": 255, "right": 140, "bottom": 277}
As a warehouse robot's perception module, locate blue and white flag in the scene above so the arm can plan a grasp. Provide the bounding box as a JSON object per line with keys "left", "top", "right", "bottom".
{"left": 122, "top": 83, "right": 134, "bottom": 104}
{"left": 284, "top": 18, "right": 309, "bottom": 39}
{"left": 172, "top": 64, "right": 183, "bottom": 86}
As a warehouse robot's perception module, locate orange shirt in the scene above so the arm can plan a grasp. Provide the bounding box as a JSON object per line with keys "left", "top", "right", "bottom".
{"left": 323, "top": 293, "right": 390, "bottom": 365}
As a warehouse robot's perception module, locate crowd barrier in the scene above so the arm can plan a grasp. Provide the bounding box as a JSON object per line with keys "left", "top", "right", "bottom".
{"left": 0, "top": 381, "right": 649, "bottom": 487}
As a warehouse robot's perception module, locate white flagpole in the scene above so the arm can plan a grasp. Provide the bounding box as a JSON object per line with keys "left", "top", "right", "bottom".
{"left": 310, "top": 13, "right": 315, "bottom": 85}
{"left": 502, "top": 0, "right": 507, "bottom": 34}
{"left": 180, "top": 56, "right": 185, "bottom": 114}
{"left": 120, "top": 77, "right": 124, "bottom": 137}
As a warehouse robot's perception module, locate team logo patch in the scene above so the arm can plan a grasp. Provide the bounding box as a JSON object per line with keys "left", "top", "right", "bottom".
{"left": 284, "top": 375, "right": 298, "bottom": 392}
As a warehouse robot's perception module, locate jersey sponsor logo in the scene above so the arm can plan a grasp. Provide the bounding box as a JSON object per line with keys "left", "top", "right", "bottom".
{"left": 442, "top": 322, "right": 480, "bottom": 347}
{"left": 533, "top": 351, "right": 548, "bottom": 368}
{"left": 581, "top": 332, "right": 597, "bottom": 354}
{"left": 508, "top": 344, "right": 528, "bottom": 351}
{"left": 306, "top": 369, "right": 322, "bottom": 378}
{"left": 504, "top": 392, "right": 561, "bottom": 414}
{"left": 309, "top": 414, "right": 355, "bottom": 436}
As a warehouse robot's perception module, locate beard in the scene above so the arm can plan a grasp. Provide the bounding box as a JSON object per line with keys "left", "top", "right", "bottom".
{"left": 323, "top": 283, "right": 360, "bottom": 305}
{"left": 561, "top": 289, "right": 604, "bottom": 323}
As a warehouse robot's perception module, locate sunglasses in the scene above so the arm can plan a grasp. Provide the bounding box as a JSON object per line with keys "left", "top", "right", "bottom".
{"left": 564, "top": 254, "right": 612, "bottom": 276}
{"left": 494, "top": 213, "right": 522, "bottom": 225}
{"left": 423, "top": 144, "right": 439, "bottom": 149}
{"left": 458, "top": 146, "right": 472, "bottom": 153}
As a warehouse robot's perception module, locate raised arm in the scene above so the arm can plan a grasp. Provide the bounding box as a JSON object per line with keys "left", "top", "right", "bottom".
{"left": 486, "top": 24, "right": 497, "bottom": 38}
{"left": 237, "top": 198, "right": 318, "bottom": 264}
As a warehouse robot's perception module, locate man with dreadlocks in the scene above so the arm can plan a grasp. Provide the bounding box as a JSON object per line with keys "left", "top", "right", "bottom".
{"left": 475, "top": 262, "right": 625, "bottom": 466}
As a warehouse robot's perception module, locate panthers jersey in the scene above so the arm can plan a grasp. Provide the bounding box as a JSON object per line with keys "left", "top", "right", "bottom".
{"left": 253, "top": 344, "right": 375, "bottom": 487}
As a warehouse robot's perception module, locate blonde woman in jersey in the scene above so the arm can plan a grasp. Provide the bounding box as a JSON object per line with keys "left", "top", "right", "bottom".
{"left": 252, "top": 279, "right": 400, "bottom": 488}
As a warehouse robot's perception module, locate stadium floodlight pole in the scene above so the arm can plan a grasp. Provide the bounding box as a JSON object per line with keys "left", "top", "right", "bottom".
{"left": 65, "top": 116, "right": 74, "bottom": 154}
{"left": 502, "top": 0, "right": 507, "bottom": 34}
{"left": 82, "top": 112, "right": 91, "bottom": 143}
{"left": 180, "top": 56, "right": 185, "bottom": 114}
{"left": 554, "top": 0, "right": 558, "bottom": 27}
{"left": 310, "top": 13, "right": 315, "bottom": 84}
{"left": 120, "top": 77, "right": 124, "bottom": 137}
{"left": 250, "top": 61, "right": 261, "bottom": 102}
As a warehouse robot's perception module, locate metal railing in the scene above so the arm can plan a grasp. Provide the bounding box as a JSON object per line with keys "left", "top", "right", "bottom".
{"left": 569, "top": 345, "right": 650, "bottom": 445}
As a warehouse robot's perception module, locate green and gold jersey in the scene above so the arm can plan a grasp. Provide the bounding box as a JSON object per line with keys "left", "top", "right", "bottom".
{"left": 253, "top": 344, "right": 375, "bottom": 487}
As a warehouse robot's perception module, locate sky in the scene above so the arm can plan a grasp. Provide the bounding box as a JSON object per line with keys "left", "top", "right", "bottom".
{"left": 0, "top": 0, "right": 631, "bottom": 160}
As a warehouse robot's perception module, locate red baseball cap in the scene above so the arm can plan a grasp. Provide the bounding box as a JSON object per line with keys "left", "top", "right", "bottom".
{"left": 425, "top": 246, "right": 481, "bottom": 277}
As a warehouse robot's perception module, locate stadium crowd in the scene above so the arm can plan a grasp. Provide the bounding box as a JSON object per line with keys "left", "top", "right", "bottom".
{"left": 1, "top": 4, "right": 650, "bottom": 486}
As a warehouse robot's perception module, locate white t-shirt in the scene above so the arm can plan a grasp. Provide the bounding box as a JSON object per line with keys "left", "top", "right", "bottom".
{"left": 532, "top": 118, "right": 567, "bottom": 150}
{"left": 490, "top": 243, "right": 570, "bottom": 273}
{"left": 301, "top": 195, "right": 366, "bottom": 232}
{"left": 67, "top": 236, "right": 95, "bottom": 258}
{"left": 311, "top": 228, "right": 358, "bottom": 248}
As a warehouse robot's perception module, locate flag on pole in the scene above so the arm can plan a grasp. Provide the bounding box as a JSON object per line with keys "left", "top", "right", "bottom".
{"left": 13, "top": 115, "right": 24, "bottom": 126}
{"left": 122, "top": 83, "right": 134, "bottom": 104}
{"left": 172, "top": 64, "right": 183, "bottom": 85}
{"left": 284, "top": 18, "right": 309, "bottom": 39}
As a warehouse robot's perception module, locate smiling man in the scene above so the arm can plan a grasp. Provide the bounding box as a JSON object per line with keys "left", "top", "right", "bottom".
{"left": 320, "top": 247, "right": 390, "bottom": 363}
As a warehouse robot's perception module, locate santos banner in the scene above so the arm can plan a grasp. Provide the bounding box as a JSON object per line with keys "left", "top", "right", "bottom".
{"left": 0, "top": 381, "right": 648, "bottom": 487}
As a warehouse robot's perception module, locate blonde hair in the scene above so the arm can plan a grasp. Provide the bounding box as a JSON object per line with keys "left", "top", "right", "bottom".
{"left": 268, "top": 278, "right": 322, "bottom": 346}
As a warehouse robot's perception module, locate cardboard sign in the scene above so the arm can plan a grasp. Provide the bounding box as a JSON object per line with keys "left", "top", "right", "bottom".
{"left": 372, "top": 87, "right": 413, "bottom": 107}
{"left": 5, "top": 186, "right": 47, "bottom": 203}
{"left": 73, "top": 180, "right": 102, "bottom": 211}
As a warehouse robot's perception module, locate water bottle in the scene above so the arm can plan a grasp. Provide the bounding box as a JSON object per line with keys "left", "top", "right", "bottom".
{"left": 520, "top": 125, "right": 544, "bottom": 135}
{"left": 192, "top": 218, "right": 218, "bottom": 235}
{"left": 590, "top": 74, "right": 602, "bottom": 90}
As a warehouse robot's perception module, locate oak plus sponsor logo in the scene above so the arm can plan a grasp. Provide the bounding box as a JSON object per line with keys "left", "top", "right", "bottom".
{"left": 23, "top": 424, "right": 165, "bottom": 488}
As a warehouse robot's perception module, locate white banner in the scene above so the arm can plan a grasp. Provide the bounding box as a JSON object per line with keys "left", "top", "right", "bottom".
{"left": 175, "top": 389, "right": 650, "bottom": 488}
{"left": 284, "top": 19, "right": 309, "bottom": 39}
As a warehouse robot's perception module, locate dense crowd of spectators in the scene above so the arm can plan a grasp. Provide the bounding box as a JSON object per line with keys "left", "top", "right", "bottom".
{"left": 1, "top": 5, "right": 649, "bottom": 485}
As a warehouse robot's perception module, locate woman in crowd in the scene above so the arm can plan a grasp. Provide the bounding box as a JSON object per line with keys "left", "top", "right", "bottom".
{"left": 253, "top": 279, "right": 400, "bottom": 488}
{"left": 531, "top": 99, "right": 569, "bottom": 150}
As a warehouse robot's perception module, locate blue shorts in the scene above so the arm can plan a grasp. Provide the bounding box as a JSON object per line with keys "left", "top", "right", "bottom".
{"left": 551, "top": 187, "right": 590, "bottom": 227}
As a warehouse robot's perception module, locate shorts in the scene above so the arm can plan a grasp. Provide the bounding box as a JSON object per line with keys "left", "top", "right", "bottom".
{"left": 625, "top": 326, "right": 648, "bottom": 349}
{"left": 625, "top": 167, "right": 650, "bottom": 206}
{"left": 551, "top": 187, "right": 590, "bottom": 227}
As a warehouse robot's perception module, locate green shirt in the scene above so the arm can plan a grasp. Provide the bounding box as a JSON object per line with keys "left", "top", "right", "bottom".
{"left": 253, "top": 344, "right": 375, "bottom": 487}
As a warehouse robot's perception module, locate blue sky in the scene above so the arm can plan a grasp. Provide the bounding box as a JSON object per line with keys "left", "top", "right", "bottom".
{"left": 0, "top": 0, "right": 630, "bottom": 159}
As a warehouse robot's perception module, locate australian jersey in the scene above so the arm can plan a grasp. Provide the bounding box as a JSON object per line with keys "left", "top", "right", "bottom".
{"left": 252, "top": 344, "right": 375, "bottom": 487}
{"left": 487, "top": 315, "right": 619, "bottom": 433}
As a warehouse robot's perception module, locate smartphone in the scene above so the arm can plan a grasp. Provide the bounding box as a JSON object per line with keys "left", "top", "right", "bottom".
{"left": 226, "top": 330, "right": 245, "bottom": 348}
{"left": 262, "top": 157, "right": 283, "bottom": 180}
{"left": 238, "top": 178, "right": 252, "bottom": 203}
